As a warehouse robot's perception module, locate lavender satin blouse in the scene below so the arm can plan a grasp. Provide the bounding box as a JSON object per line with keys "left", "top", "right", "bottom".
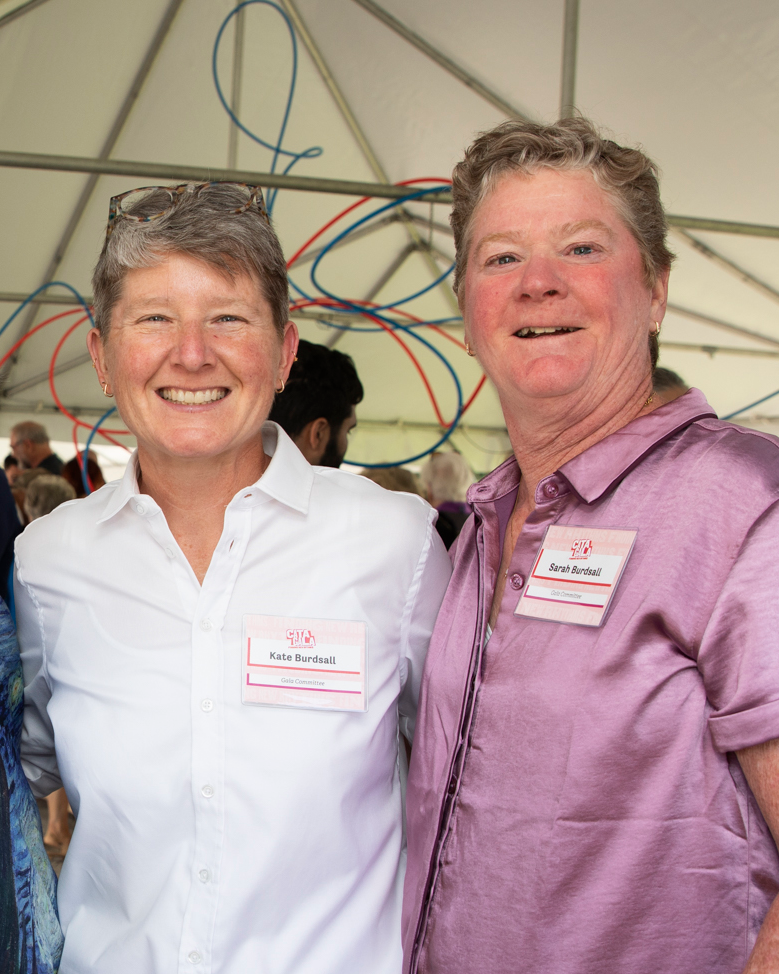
{"left": 403, "top": 389, "right": 779, "bottom": 974}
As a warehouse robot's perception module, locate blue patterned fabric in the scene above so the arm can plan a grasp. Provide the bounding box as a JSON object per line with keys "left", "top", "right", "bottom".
{"left": 0, "top": 598, "right": 62, "bottom": 973}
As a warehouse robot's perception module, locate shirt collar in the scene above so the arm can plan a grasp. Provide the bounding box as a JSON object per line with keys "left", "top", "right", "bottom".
{"left": 253, "top": 422, "right": 313, "bottom": 514}
{"left": 97, "top": 421, "right": 314, "bottom": 524}
{"left": 467, "top": 388, "right": 717, "bottom": 508}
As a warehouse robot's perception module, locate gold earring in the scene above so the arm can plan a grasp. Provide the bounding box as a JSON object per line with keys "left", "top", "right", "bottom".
{"left": 102, "top": 382, "right": 114, "bottom": 398}
{"left": 465, "top": 342, "right": 476, "bottom": 357}
{"left": 276, "top": 379, "right": 285, "bottom": 394}
{"left": 651, "top": 321, "right": 661, "bottom": 337}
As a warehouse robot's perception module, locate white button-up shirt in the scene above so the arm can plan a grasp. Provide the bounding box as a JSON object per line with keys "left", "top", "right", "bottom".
{"left": 16, "top": 423, "right": 451, "bottom": 974}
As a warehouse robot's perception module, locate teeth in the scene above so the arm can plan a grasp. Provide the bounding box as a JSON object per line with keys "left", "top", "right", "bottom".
{"left": 160, "top": 388, "right": 227, "bottom": 404}
{"left": 516, "top": 326, "right": 577, "bottom": 338}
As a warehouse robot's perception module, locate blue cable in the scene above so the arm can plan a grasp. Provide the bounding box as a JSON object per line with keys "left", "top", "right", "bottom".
{"left": 81, "top": 407, "right": 117, "bottom": 495}
{"left": 309, "top": 186, "right": 455, "bottom": 311}
{"left": 306, "top": 314, "right": 462, "bottom": 335}
{"left": 722, "top": 388, "right": 779, "bottom": 421}
{"left": 209, "top": 10, "right": 467, "bottom": 466}
{"left": 0, "top": 281, "right": 93, "bottom": 341}
{"left": 212, "top": 1, "right": 322, "bottom": 214}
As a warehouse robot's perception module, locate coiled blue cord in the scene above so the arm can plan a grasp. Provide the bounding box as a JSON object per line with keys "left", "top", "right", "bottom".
{"left": 212, "top": 0, "right": 322, "bottom": 214}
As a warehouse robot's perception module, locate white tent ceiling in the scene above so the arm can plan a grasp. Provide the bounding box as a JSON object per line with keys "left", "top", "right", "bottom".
{"left": 0, "top": 0, "right": 778, "bottom": 474}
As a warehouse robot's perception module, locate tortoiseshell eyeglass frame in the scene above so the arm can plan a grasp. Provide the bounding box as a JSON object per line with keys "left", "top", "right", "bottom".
{"left": 104, "top": 181, "right": 269, "bottom": 239}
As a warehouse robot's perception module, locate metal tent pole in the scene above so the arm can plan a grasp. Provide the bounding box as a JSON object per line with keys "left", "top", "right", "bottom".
{"left": 559, "top": 0, "right": 580, "bottom": 119}
{"left": 279, "top": 0, "right": 459, "bottom": 313}
{"left": 0, "top": 0, "right": 188, "bottom": 391}
{"left": 0, "top": 0, "right": 53, "bottom": 29}
{"left": 227, "top": 3, "right": 246, "bottom": 170}
{"left": 0, "top": 150, "right": 452, "bottom": 203}
{"left": 350, "top": 0, "right": 529, "bottom": 120}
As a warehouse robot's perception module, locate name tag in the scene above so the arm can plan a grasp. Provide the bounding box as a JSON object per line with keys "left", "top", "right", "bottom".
{"left": 514, "top": 525, "right": 637, "bottom": 627}
{"left": 242, "top": 614, "right": 367, "bottom": 712}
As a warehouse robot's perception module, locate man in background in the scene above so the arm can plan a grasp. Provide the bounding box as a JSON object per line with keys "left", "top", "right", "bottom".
{"left": 269, "top": 339, "right": 363, "bottom": 467}
{"left": 9, "top": 422, "right": 64, "bottom": 476}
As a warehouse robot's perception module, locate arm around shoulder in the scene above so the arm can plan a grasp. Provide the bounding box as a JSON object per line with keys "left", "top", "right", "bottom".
{"left": 398, "top": 512, "right": 452, "bottom": 744}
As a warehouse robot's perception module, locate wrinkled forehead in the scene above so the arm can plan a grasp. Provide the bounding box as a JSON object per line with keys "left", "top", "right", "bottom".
{"left": 470, "top": 167, "right": 625, "bottom": 241}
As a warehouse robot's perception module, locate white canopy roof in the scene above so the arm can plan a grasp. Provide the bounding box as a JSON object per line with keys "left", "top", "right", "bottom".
{"left": 1, "top": 0, "right": 777, "bottom": 474}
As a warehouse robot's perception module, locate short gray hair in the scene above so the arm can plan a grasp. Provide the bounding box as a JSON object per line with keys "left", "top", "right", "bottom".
{"left": 420, "top": 452, "right": 474, "bottom": 504}
{"left": 92, "top": 183, "right": 289, "bottom": 340}
{"left": 24, "top": 475, "right": 76, "bottom": 521}
{"left": 450, "top": 117, "right": 675, "bottom": 369}
{"left": 10, "top": 421, "right": 49, "bottom": 445}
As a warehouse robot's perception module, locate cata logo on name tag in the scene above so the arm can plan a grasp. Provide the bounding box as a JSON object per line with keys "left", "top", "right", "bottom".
{"left": 515, "top": 525, "right": 637, "bottom": 627}
{"left": 242, "top": 614, "right": 367, "bottom": 712}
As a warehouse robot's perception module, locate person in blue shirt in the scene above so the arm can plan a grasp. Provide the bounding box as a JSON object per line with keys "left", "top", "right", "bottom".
{"left": 0, "top": 596, "right": 61, "bottom": 972}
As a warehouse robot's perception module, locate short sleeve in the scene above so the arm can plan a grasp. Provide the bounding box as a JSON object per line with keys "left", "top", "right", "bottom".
{"left": 14, "top": 554, "right": 61, "bottom": 797}
{"left": 699, "top": 499, "right": 779, "bottom": 752}
{"left": 397, "top": 513, "right": 452, "bottom": 743}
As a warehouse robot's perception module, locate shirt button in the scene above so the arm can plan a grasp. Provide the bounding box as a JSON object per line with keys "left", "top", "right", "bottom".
{"left": 199, "top": 869, "right": 210, "bottom": 883}
{"left": 165, "top": 546, "right": 175, "bottom": 559}
{"left": 199, "top": 619, "right": 212, "bottom": 632}
{"left": 201, "top": 699, "right": 214, "bottom": 712}
{"left": 135, "top": 502, "right": 146, "bottom": 515}
{"left": 543, "top": 481, "right": 559, "bottom": 498}
{"left": 187, "top": 951, "right": 202, "bottom": 965}
{"left": 201, "top": 784, "right": 214, "bottom": 799}
{"left": 509, "top": 573, "right": 524, "bottom": 590}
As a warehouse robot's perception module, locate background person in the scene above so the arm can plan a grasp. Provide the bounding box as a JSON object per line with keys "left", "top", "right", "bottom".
{"left": 17, "top": 181, "right": 450, "bottom": 974}
{"left": 0, "top": 595, "right": 62, "bottom": 972}
{"left": 9, "top": 422, "right": 64, "bottom": 476}
{"left": 403, "top": 118, "right": 779, "bottom": 974}
{"left": 419, "top": 452, "right": 474, "bottom": 549}
{"left": 3, "top": 455, "right": 20, "bottom": 486}
{"left": 22, "top": 474, "right": 77, "bottom": 858}
{"left": 361, "top": 466, "right": 421, "bottom": 494}
{"left": 11, "top": 468, "right": 48, "bottom": 528}
{"left": 61, "top": 456, "right": 106, "bottom": 498}
{"left": 652, "top": 364, "right": 689, "bottom": 401}
{"left": 268, "top": 338, "right": 363, "bottom": 466}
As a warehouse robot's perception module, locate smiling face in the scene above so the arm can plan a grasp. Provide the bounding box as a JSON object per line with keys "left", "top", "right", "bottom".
{"left": 462, "top": 168, "right": 668, "bottom": 416}
{"left": 88, "top": 252, "right": 298, "bottom": 469}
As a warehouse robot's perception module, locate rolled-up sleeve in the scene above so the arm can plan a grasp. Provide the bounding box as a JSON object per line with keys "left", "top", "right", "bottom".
{"left": 699, "top": 498, "right": 779, "bottom": 752}
{"left": 15, "top": 552, "right": 61, "bottom": 797}
{"left": 398, "top": 511, "right": 452, "bottom": 744}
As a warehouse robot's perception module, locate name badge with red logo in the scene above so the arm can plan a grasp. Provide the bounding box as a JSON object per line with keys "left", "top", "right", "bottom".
{"left": 514, "top": 525, "right": 637, "bottom": 627}
{"left": 242, "top": 614, "right": 367, "bottom": 712}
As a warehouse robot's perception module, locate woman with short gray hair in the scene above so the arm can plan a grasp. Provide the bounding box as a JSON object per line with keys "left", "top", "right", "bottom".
{"left": 16, "top": 182, "right": 450, "bottom": 974}
{"left": 403, "top": 118, "right": 779, "bottom": 974}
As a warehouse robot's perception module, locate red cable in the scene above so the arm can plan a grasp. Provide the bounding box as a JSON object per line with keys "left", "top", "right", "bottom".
{"left": 291, "top": 297, "right": 449, "bottom": 426}
{"left": 47, "top": 316, "right": 131, "bottom": 444}
{"left": 0, "top": 307, "right": 85, "bottom": 372}
{"left": 286, "top": 178, "right": 451, "bottom": 269}
{"left": 290, "top": 295, "right": 488, "bottom": 422}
